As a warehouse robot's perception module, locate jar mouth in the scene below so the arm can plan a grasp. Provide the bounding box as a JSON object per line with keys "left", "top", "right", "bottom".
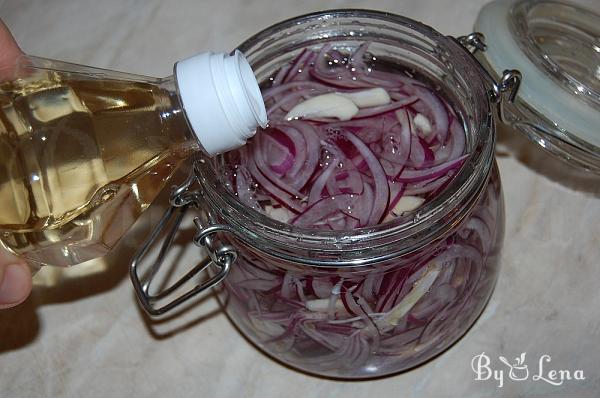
{"left": 511, "top": 0, "right": 600, "bottom": 109}
{"left": 195, "top": 9, "right": 494, "bottom": 266}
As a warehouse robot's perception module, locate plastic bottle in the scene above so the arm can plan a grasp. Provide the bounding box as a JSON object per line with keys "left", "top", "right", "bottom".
{"left": 0, "top": 51, "right": 267, "bottom": 267}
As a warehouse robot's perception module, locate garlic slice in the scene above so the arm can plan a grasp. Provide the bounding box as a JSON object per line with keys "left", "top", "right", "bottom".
{"left": 413, "top": 113, "right": 432, "bottom": 135}
{"left": 341, "top": 87, "right": 390, "bottom": 108}
{"left": 285, "top": 88, "right": 392, "bottom": 121}
{"left": 376, "top": 264, "right": 441, "bottom": 329}
{"left": 264, "top": 205, "right": 295, "bottom": 223}
{"left": 392, "top": 196, "right": 425, "bottom": 215}
{"left": 306, "top": 298, "right": 345, "bottom": 312}
{"left": 383, "top": 196, "right": 425, "bottom": 222}
{"left": 286, "top": 93, "right": 358, "bottom": 121}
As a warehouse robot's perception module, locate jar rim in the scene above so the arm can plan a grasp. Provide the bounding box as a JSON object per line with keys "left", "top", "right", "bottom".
{"left": 195, "top": 9, "right": 495, "bottom": 267}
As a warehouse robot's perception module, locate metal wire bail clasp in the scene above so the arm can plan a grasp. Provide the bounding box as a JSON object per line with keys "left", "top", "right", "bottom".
{"left": 456, "top": 32, "right": 522, "bottom": 124}
{"left": 129, "top": 166, "right": 235, "bottom": 316}
{"left": 490, "top": 68, "right": 522, "bottom": 124}
{"left": 457, "top": 32, "right": 487, "bottom": 53}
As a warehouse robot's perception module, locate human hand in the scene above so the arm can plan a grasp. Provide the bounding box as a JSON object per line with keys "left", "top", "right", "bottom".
{"left": 0, "top": 19, "right": 32, "bottom": 309}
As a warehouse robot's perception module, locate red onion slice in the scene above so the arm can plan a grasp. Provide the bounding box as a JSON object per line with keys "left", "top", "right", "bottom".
{"left": 412, "top": 86, "right": 450, "bottom": 144}
{"left": 291, "top": 194, "right": 355, "bottom": 227}
{"left": 343, "top": 132, "right": 390, "bottom": 224}
{"left": 396, "top": 155, "right": 468, "bottom": 183}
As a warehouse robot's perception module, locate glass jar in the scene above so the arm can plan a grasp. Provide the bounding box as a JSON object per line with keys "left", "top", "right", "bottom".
{"left": 131, "top": 10, "right": 505, "bottom": 379}
{"left": 475, "top": 0, "right": 600, "bottom": 172}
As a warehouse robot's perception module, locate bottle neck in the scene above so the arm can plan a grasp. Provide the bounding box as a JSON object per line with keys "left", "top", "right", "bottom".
{"left": 158, "top": 75, "right": 203, "bottom": 157}
{"left": 173, "top": 51, "right": 267, "bottom": 156}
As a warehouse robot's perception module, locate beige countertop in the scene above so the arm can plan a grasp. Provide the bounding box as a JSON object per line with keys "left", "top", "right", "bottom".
{"left": 1, "top": 0, "right": 599, "bottom": 397}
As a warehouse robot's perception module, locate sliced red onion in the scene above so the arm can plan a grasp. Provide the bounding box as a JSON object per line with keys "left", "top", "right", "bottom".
{"left": 449, "top": 118, "right": 467, "bottom": 161}
{"left": 262, "top": 135, "right": 294, "bottom": 175}
{"left": 412, "top": 86, "right": 450, "bottom": 144}
{"left": 246, "top": 157, "right": 304, "bottom": 212}
{"left": 237, "top": 278, "right": 281, "bottom": 291}
{"left": 219, "top": 43, "right": 494, "bottom": 372}
{"left": 353, "top": 96, "right": 418, "bottom": 119}
{"left": 281, "top": 122, "right": 321, "bottom": 188}
{"left": 352, "top": 181, "right": 374, "bottom": 226}
{"left": 290, "top": 194, "right": 355, "bottom": 227}
{"left": 349, "top": 42, "right": 370, "bottom": 71}
{"left": 312, "top": 278, "right": 334, "bottom": 299}
{"left": 282, "top": 48, "right": 312, "bottom": 83}
{"left": 396, "top": 155, "right": 468, "bottom": 183}
{"left": 308, "top": 157, "right": 338, "bottom": 205}
{"left": 403, "top": 175, "right": 451, "bottom": 196}
{"left": 379, "top": 109, "right": 412, "bottom": 167}
{"left": 343, "top": 132, "right": 389, "bottom": 224}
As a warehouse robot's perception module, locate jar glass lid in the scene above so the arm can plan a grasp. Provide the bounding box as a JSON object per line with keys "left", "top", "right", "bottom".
{"left": 475, "top": 0, "right": 600, "bottom": 172}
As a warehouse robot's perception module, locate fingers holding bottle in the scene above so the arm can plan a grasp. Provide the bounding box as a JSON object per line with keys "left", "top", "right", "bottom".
{"left": 0, "top": 19, "right": 32, "bottom": 309}
{"left": 0, "top": 258, "right": 32, "bottom": 309}
{"left": 0, "top": 19, "right": 23, "bottom": 67}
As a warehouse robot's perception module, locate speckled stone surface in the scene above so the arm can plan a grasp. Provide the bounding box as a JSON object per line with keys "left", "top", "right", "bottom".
{"left": 1, "top": 0, "right": 599, "bottom": 397}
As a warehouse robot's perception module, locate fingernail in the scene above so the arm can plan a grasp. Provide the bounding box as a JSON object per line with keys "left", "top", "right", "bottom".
{"left": 0, "top": 263, "right": 31, "bottom": 307}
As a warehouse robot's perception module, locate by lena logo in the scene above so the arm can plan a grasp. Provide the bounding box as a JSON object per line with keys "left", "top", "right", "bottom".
{"left": 471, "top": 352, "right": 585, "bottom": 388}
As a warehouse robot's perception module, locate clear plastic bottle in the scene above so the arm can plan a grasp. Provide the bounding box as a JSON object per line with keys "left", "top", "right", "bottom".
{"left": 0, "top": 51, "right": 267, "bottom": 267}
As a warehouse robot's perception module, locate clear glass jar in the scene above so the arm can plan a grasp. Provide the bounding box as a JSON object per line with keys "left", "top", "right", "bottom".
{"left": 475, "top": 0, "right": 600, "bottom": 172}
{"left": 177, "top": 10, "right": 504, "bottom": 378}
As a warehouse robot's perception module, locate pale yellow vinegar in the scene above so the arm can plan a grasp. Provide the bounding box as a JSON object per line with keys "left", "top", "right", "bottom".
{"left": 0, "top": 73, "right": 196, "bottom": 266}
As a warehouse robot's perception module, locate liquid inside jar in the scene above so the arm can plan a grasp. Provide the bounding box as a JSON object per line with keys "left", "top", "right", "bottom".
{"left": 216, "top": 43, "right": 502, "bottom": 378}
{"left": 224, "top": 43, "right": 467, "bottom": 228}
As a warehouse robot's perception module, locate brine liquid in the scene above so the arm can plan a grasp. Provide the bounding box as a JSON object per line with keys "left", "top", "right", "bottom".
{"left": 0, "top": 73, "right": 195, "bottom": 266}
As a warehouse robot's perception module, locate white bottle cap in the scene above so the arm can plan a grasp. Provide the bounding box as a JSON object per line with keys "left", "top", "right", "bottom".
{"left": 175, "top": 50, "right": 268, "bottom": 155}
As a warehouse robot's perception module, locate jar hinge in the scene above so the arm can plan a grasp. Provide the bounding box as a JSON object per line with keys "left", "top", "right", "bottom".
{"left": 456, "top": 32, "right": 522, "bottom": 124}
{"left": 129, "top": 167, "right": 236, "bottom": 316}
